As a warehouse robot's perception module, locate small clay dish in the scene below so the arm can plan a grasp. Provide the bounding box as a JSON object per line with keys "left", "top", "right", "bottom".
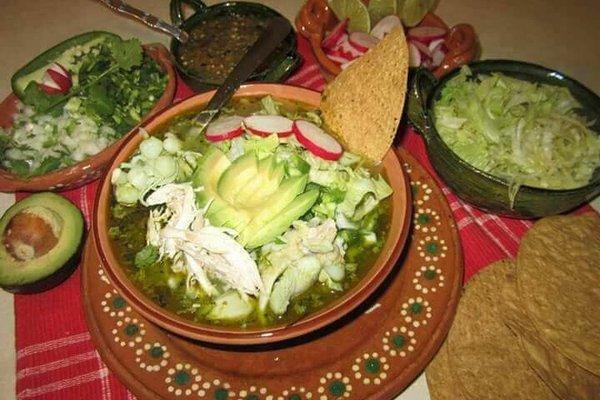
{"left": 93, "top": 84, "right": 412, "bottom": 345}
{"left": 295, "top": 0, "right": 478, "bottom": 79}
{"left": 0, "top": 43, "right": 177, "bottom": 192}
{"left": 407, "top": 60, "right": 600, "bottom": 218}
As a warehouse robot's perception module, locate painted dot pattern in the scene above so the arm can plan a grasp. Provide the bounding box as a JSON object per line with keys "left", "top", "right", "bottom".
{"left": 92, "top": 156, "right": 455, "bottom": 399}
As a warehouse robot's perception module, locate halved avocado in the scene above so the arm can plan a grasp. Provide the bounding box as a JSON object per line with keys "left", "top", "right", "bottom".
{"left": 0, "top": 193, "right": 84, "bottom": 294}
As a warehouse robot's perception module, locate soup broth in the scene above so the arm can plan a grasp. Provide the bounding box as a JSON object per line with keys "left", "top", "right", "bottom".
{"left": 108, "top": 97, "right": 392, "bottom": 328}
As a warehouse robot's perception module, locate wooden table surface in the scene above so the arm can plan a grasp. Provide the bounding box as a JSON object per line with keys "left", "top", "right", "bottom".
{"left": 0, "top": 0, "right": 599, "bottom": 398}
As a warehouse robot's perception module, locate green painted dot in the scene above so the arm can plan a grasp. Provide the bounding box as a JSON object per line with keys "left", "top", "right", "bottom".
{"left": 410, "top": 303, "right": 423, "bottom": 314}
{"left": 365, "top": 358, "right": 381, "bottom": 374}
{"left": 329, "top": 380, "right": 346, "bottom": 396}
{"left": 288, "top": 395, "right": 301, "bottom": 400}
{"left": 411, "top": 185, "right": 418, "bottom": 196}
{"left": 417, "top": 213, "right": 430, "bottom": 224}
{"left": 112, "top": 296, "right": 126, "bottom": 309}
{"left": 246, "top": 395, "right": 259, "bottom": 400}
{"left": 424, "top": 269, "right": 437, "bottom": 280}
{"left": 425, "top": 242, "right": 438, "bottom": 254}
{"left": 174, "top": 371, "right": 190, "bottom": 386}
{"left": 392, "top": 335, "right": 405, "bottom": 348}
{"left": 214, "top": 387, "right": 229, "bottom": 400}
{"left": 124, "top": 324, "right": 139, "bottom": 336}
{"left": 149, "top": 346, "right": 164, "bottom": 358}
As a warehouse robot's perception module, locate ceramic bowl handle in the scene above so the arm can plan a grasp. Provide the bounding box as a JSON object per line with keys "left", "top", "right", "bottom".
{"left": 407, "top": 68, "right": 438, "bottom": 137}
{"left": 170, "top": 0, "right": 207, "bottom": 26}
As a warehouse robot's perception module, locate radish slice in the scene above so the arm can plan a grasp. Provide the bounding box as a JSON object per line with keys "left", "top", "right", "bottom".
{"left": 341, "top": 60, "right": 356, "bottom": 70}
{"left": 38, "top": 76, "right": 63, "bottom": 95}
{"left": 326, "top": 52, "right": 351, "bottom": 65}
{"left": 322, "top": 19, "right": 349, "bottom": 50}
{"left": 408, "top": 26, "right": 447, "bottom": 44}
{"left": 431, "top": 47, "right": 446, "bottom": 67}
{"left": 205, "top": 116, "right": 244, "bottom": 142}
{"left": 348, "top": 32, "right": 379, "bottom": 52}
{"left": 337, "top": 38, "right": 365, "bottom": 59}
{"left": 39, "top": 63, "right": 72, "bottom": 94}
{"left": 244, "top": 115, "right": 293, "bottom": 138}
{"left": 411, "top": 40, "right": 433, "bottom": 60}
{"left": 293, "top": 120, "right": 343, "bottom": 161}
{"left": 370, "top": 15, "right": 402, "bottom": 39}
{"left": 46, "top": 63, "right": 72, "bottom": 93}
{"left": 408, "top": 42, "right": 421, "bottom": 67}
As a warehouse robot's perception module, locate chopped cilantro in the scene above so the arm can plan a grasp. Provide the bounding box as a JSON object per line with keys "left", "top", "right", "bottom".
{"left": 134, "top": 245, "right": 159, "bottom": 269}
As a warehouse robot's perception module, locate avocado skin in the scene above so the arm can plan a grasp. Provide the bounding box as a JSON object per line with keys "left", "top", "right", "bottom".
{"left": 0, "top": 193, "right": 85, "bottom": 293}
{"left": 0, "top": 238, "right": 83, "bottom": 294}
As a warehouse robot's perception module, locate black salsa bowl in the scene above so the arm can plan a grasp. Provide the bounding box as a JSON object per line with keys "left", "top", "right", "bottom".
{"left": 170, "top": 0, "right": 301, "bottom": 92}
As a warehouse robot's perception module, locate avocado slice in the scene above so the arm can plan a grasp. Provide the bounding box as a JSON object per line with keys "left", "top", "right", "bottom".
{"left": 192, "top": 146, "right": 229, "bottom": 209}
{"left": 242, "top": 174, "right": 307, "bottom": 231}
{"left": 239, "top": 188, "right": 319, "bottom": 249}
{"left": 192, "top": 147, "right": 231, "bottom": 202}
{"left": 205, "top": 197, "right": 251, "bottom": 231}
{"left": 234, "top": 156, "right": 285, "bottom": 208}
{"left": 0, "top": 193, "right": 84, "bottom": 293}
{"left": 217, "top": 152, "right": 260, "bottom": 204}
{"left": 191, "top": 148, "right": 251, "bottom": 229}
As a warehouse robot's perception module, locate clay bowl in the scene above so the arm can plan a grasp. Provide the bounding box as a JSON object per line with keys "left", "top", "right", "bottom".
{"left": 295, "top": 0, "right": 479, "bottom": 79}
{"left": 408, "top": 60, "right": 600, "bottom": 218}
{"left": 93, "top": 83, "right": 412, "bottom": 346}
{"left": 0, "top": 43, "right": 177, "bottom": 192}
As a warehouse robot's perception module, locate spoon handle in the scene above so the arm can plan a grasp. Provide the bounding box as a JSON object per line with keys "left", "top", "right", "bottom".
{"left": 194, "top": 16, "right": 292, "bottom": 130}
{"left": 99, "top": 0, "right": 189, "bottom": 43}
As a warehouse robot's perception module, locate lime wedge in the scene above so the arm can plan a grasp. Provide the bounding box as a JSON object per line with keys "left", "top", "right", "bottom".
{"left": 328, "top": 0, "right": 371, "bottom": 33}
{"left": 368, "top": 0, "right": 397, "bottom": 26}
{"left": 401, "top": 0, "right": 435, "bottom": 27}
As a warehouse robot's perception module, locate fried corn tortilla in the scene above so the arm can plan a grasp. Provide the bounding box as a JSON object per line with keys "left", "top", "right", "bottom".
{"left": 426, "top": 343, "right": 468, "bottom": 400}
{"left": 517, "top": 213, "right": 600, "bottom": 376}
{"left": 501, "top": 265, "right": 600, "bottom": 400}
{"left": 321, "top": 27, "right": 409, "bottom": 164}
{"left": 445, "top": 260, "right": 558, "bottom": 400}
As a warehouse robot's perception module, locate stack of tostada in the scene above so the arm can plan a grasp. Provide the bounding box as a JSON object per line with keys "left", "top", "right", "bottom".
{"left": 427, "top": 213, "right": 600, "bottom": 399}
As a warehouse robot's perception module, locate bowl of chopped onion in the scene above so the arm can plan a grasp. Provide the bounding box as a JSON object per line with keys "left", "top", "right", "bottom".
{"left": 408, "top": 60, "right": 600, "bottom": 218}
{"left": 0, "top": 40, "right": 176, "bottom": 192}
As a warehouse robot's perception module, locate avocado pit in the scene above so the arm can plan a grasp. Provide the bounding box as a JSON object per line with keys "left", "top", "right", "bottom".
{"left": 2, "top": 208, "right": 61, "bottom": 261}
{"left": 0, "top": 192, "right": 84, "bottom": 294}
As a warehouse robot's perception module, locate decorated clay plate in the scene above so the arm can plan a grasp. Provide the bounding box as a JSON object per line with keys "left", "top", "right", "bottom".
{"left": 82, "top": 148, "right": 463, "bottom": 400}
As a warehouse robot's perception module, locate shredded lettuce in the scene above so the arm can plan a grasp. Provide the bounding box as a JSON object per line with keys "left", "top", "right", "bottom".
{"left": 435, "top": 68, "right": 600, "bottom": 195}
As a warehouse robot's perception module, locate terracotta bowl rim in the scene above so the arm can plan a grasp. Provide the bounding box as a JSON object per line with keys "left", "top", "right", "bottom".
{"left": 93, "top": 83, "right": 412, "bottom": 346}
{"left": 0, "top": 43, "right": 177, "bottom": 192}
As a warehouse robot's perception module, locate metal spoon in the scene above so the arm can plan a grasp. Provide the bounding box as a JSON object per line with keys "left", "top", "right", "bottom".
{"left": 190, "top": 16, "right": 292, "bottom": 139}
{"left": 98, "top": 0, "right": 189, "bottom": 43}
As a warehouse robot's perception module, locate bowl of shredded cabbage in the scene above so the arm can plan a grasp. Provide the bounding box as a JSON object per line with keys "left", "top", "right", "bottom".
{"left": 408, "top": 60, "right": 600, "bottom": 218}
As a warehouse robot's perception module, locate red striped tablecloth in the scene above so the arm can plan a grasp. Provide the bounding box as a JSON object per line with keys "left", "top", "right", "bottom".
{"left": 13, "top": 34, "right": 592, "bottom": 399}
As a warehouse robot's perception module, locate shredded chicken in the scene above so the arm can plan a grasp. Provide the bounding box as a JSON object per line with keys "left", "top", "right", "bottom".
{"left": 144, "top": 183, "right": 263, "bottom": 297}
